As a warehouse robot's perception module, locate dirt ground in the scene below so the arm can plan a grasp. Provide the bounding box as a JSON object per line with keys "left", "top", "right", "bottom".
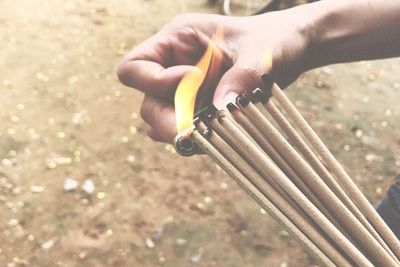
{"left": 1, "top": 0, "right": 399, "bottom": 266}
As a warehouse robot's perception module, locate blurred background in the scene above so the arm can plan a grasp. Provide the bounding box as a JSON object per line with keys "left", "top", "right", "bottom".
{"left": 1, "top": 0, "right": 399, "bottom": 266}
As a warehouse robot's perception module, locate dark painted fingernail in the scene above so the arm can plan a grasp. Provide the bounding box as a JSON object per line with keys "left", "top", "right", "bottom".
{"left": 251, "top": 88, "right": 271, "bottom": 103}
{"left": 261, "top": 73, "right": 274, "bottom": 90}
{"left": 198, "top": 105, "right": 217, "bottom": 121}
{"left": 226, "top": 102, "right": 238, "bottom": 112}
{"left": 236, "top": 94, "right": 250, "bottom": 107}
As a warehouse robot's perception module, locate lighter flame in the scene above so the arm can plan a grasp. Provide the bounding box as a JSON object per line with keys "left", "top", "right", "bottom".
{"left": 174, "top": 28, "right": 223, "bottom": 133}
{"left": 262, "top": 49, "right": 273, "bottom": 71}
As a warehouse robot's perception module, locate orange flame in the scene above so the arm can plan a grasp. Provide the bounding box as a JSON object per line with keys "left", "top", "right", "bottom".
{"left": 174, "top": 28, "right": 223, "bottom": 133}
{"left": 262, "top": 49, "right": 273, "bottom": 71}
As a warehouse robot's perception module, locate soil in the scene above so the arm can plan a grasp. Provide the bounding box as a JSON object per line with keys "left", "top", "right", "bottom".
{"left": 0, "top": 0, "right": 399, "bottom": 266}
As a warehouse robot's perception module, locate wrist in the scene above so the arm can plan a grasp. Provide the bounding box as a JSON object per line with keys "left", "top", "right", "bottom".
{"left": 290, "top": 1, "right": 331, "bottom": 72}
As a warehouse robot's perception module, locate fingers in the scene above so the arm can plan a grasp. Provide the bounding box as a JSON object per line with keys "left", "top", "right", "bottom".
{"left": 118, "top": 60, "right": 196, "bottom": 98}
{"left": 140, "top": 95, "right": 177, "bottom": 143}
{"left": 117, "top": 21, "right": 206, "bottom": 98}
{"left": 213, "top": 62, "right": 265, "bottom": 109}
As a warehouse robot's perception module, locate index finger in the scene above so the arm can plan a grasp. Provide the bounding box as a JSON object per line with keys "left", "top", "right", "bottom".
{"left": 118, "top": 58, "right": 195, "bottom": 98}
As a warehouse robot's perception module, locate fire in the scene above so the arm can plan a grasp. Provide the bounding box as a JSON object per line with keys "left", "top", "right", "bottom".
{"left": 174, "top": 28, "right": 223, "bottom": 133}
{"left": 262, "top": 49, "right": 273, "bottom": 71}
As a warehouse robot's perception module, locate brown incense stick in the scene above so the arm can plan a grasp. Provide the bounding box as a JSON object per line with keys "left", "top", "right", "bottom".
{"left": 260, "top": 96, "right": 398, "bottom": 261}
{"left": 196, "top": 121, "right": 352, "bottom": 266}
{"left": 236, "top": 97, "right": 397, "bottom": 266}
{"left": 203, "top": 111, "right": 296, "bottom": 208}
{"left": 264, "top": 75, "right": 400, "bottom": 259}
{"left": 226, "top": 103, "right": 343, "bottom": 228}
{"left": 212, "top": 111, "right": 374, "bottom": 266}
{"left": 190, "top": 129, "right": 337, "bottom": 267}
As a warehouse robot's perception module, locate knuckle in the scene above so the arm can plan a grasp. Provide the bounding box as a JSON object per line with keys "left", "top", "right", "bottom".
{"left": 140, "top": 102, "right": 152, "bottom": 125}
{"left": 116, "top": 62, "right": 132, "bottom": 86}
{"left": 240, "top": 65, "right": 262, "bottom": 79}
{"left": 148, "top": 129, "right": 163, "bottom": 142}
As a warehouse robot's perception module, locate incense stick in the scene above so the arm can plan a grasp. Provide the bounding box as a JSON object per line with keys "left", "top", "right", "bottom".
{"left": 259, "top": 95, "right": 398, "bottom": 260}
{"left": 213, "top": 112, "right": 374, "bottom": 266}
{"left": 190, "top": 128, "right": 340, "bottom": 267}
{"left": 264, "top": 75, "right": 400, "bottom": 258}
{"left": 226, "top": 103, "right": 342, "bottom": 228}
{"left": 236, "top": 97, "right": 397, "bottom": 266}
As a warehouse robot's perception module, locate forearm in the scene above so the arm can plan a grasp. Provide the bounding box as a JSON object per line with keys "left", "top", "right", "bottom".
{"left": 302, "top": 0, "right": 400, "bottom": 70}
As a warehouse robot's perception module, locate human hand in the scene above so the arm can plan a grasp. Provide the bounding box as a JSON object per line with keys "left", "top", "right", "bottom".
{"left": 118, "top": 7, "right": 312, "bottom": 143}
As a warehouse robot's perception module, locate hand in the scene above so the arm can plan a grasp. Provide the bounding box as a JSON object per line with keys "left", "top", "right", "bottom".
{"left": 118, "top": 8, "right": 312, "bottom": 143}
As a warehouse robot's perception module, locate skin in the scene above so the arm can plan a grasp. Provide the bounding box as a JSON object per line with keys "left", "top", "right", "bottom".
{"left": 117, "top": 0, "right": 400, "bottom": 143}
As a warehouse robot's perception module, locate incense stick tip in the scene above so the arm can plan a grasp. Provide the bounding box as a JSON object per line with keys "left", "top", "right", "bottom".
{"left": 251, "top": 88, "right": 270, "bottom": 103}
{"left": 261, "top": 73, "right": 274, "bottom": 90}
{"left": 226, "top": 102, "right": 238, "bottom": 112}
{"left": 236, "top": 94, "right": 250, "bottom": 107}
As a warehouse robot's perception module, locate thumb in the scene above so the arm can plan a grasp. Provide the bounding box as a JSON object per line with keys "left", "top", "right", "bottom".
{"left": 213, "top": 62, "right": 264, "bottom": 110}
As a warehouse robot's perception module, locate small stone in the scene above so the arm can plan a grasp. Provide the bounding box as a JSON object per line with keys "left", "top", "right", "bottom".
{"left": 30, "top": 185, "right": 44, "bottom": 193}
{"left": 126, "top": 155, "right": 135, "bottom": 163}
{"left": 8, "top": 219, "right": 19, "bottom": 227}
{"left": 16, "top": 104, "right": 25, "bottom": 110}
{"left": 130, "top": 126, "right": 137, "bottom": 134}
{"left": 10, "top": 116, "right": 19, "bottom": 123}
{"left": 106, "top": 229, "right": 113, "bottom": 236}
{"left": 145, "top": 238, "right": 155, "bottom": 249}
{"left": 63, "top": 178, "right": 79, "bottom": 191}
{"left": 190, "top": 249, "right": 203, "bottom": 263}
{"left": 220, "top": 182, "right": 228, "bottom": 190}
{"left": 2, "top": 158, "right": 13, "bottom": 167}
{"left": 204, "top": 197, "right": 212, "bottom": 204}
{"left": 365, "top": 154, "right": 384, "bottom": 162}
{"left": 57, "top": 132, "right": 66, "bottom": 138}
{"left": 176, "top": 238, "right": 187, "bottom": 245}
{"left": 82, "top": 179, "right": 95, "bottom": 194}
{"left": 41, "top": 238, "right": 57, "bottom": 250}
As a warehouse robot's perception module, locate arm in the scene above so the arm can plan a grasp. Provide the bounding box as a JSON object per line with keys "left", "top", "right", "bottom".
{"left": 305, "top": 0, "right": 400, "bottom": 69}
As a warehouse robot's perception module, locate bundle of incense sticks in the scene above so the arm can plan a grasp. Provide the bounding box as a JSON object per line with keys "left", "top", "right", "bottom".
{"left": 176, "top": 74, "right": 400, "bottom": 266}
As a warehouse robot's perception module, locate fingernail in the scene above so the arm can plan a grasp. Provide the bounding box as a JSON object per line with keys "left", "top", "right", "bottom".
{"left": 226, "top": 102, "right": 238, "bottom": 112}
{"left": 214, "top": 91, "right": 238, "bottom": 110}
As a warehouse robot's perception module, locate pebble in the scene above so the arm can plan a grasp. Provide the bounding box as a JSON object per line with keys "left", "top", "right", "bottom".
{"left": 190, "top": 249, "right": 204, "bottom": 263}
{"left": 63, "top": 178, "right": 79, "bottom": 191}
{"left": 176, "top": 238, "right": 187, "bottom": 245}
{"left": 30, "top": 185, "right": 44, "bottom": 193}
{"left": 145, "top": 238, "right": 155, "bottom": 249}
{"left": 41, "top": 237, "right": 57, "bottom": 250}
{"left": 82, "top": 179, "right": 95, "bottom": 194}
